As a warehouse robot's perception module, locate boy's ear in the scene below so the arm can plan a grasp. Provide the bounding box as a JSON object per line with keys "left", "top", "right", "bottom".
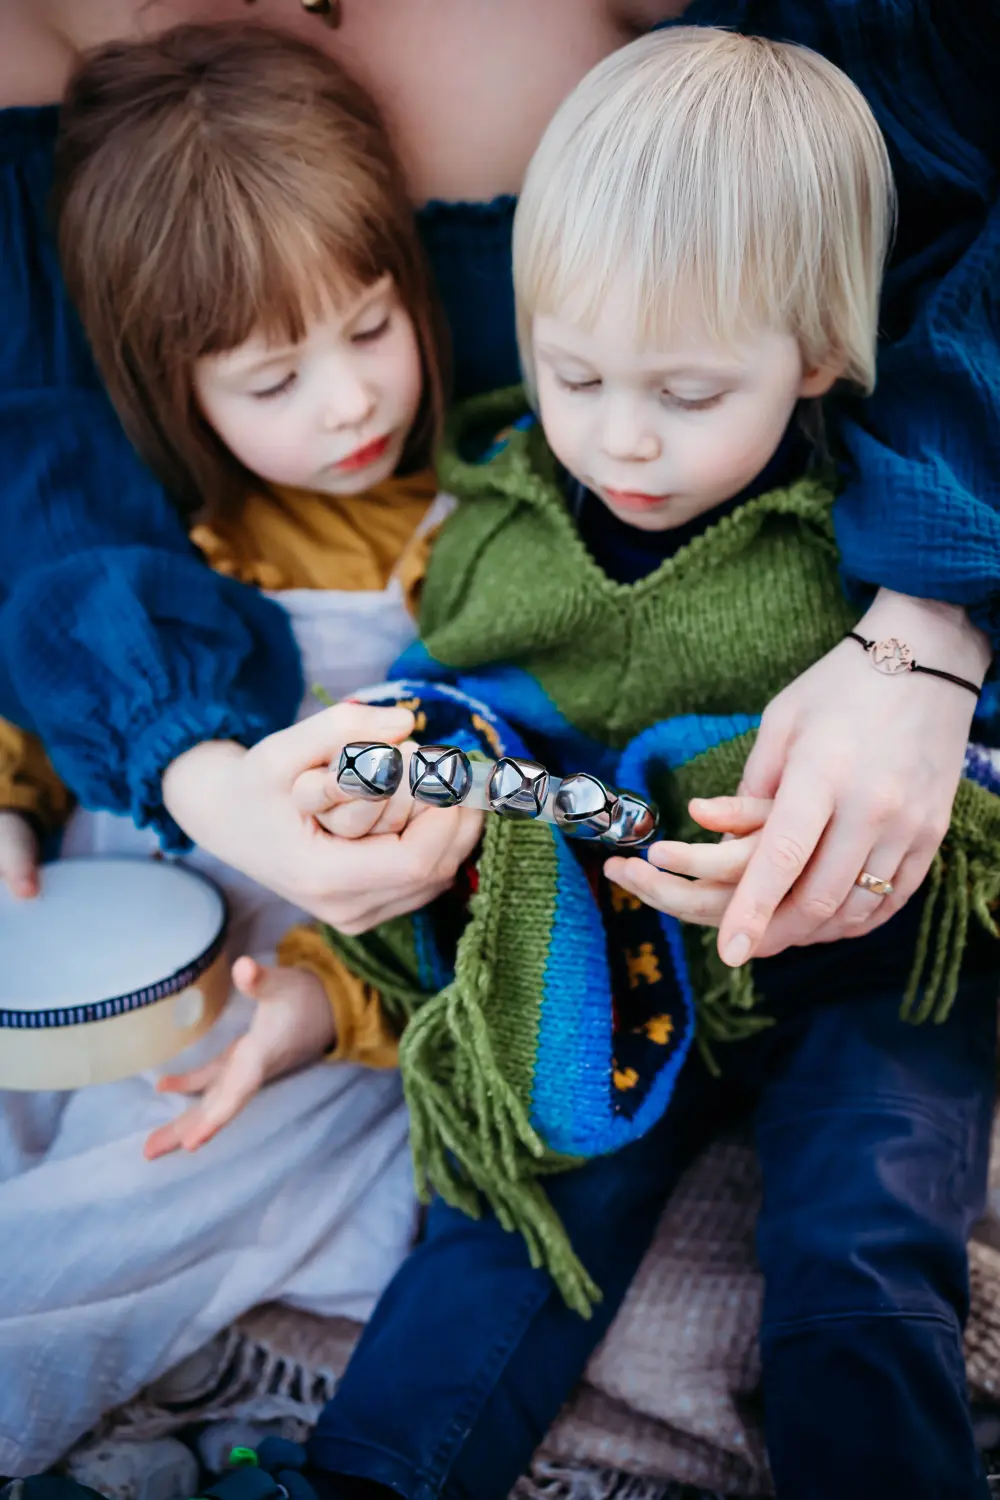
{"left": 798, "top": 359, "right": 844, "bottom": 399}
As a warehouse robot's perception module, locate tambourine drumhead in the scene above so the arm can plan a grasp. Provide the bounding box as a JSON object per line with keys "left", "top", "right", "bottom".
{"left": 0, "top": 857, "right": 229, "bottom": 1091}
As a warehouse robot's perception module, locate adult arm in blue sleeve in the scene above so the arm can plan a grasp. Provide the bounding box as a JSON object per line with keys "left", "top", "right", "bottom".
{"left": 673, "top": 2, "right": 1000, "bottom": 639}
{"left": 828, "top": 3, "right": 1000, "bottom": 645}
{"left": 0, "top": 108, "right": 302, "bottom": 846}
{"left": 835, "top": 197, "right": 1000, "bottom": 643}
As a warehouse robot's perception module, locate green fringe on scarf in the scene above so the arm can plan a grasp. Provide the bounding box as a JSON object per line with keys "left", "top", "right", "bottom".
{"left": 326, "top": 819, "right": 601, "bottom": 1317}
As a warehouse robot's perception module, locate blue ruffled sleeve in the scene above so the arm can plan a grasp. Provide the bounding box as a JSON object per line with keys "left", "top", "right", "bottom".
{"left": 0, "top": 108, "right": 302, "bottom": 848}
{"left": 673, "top": 1, "right": 1000, "bottom": 646}
{"left": 825, "top": 4, "right": 1000, "bottom": 644}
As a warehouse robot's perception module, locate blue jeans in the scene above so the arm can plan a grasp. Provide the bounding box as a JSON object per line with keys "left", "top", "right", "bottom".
{"left": 308, "top": 909, "right": 998, "bottom": 1500}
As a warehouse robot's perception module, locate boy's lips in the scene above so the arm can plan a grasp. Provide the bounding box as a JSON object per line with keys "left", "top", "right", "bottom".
{"left": 333, "top": 432, "right": 392, "bottom": 472}
{"left": 603, "top": 487, "right": 671, "bottom": 510}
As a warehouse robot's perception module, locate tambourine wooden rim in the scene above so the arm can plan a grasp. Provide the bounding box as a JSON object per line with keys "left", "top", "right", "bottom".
{"left": 0, "top": 919, "right": 228, "bottom": 1032}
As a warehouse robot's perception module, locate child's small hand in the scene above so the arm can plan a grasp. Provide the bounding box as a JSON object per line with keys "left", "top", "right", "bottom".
{"left": 0, "top": 811, "right": 40, "bottom": 899}
{"left": 603, "top": 795, "right": 773, "bottom": 932}
{"left": 291, "top": 739, "right": 427, "bottom": 839}
{"left": 144, "top": 956, "right": 336, "bottom": 1160}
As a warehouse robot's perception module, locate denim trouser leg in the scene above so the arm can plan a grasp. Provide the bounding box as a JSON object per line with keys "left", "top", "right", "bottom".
{"left": 753, "top": 973, "right": 997, "bottom": 1500}
{"left": 307, "top": 1055, "right": 724, "bottom": 1500}
{"left": 310, "top": 913, "right": 998, "bottom": 1500}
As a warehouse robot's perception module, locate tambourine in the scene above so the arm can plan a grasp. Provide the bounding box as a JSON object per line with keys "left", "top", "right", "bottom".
{"left": 0, "top": 857, "right": 230, "bottom": 1091}
{"left": 336, "top": 742, "right": 659, "bottom": 849}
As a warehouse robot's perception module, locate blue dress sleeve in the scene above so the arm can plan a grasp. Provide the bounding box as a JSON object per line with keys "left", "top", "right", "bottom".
{"left": 673, "top": 1, "right": 1000, "bottom": 645}
{"left": 0, "top": 108, "right": 302, "bottom": 848}
{"left": 828, "top": 4, "right": 1000, "bottom": 645}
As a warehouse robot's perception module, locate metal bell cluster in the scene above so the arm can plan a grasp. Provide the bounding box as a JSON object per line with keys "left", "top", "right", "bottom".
{"left": 334, "top": 742, "right": 658, "bottom": 850}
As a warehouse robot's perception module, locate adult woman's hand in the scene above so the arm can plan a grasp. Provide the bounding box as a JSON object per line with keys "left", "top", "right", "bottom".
{"left": 708, "top": 591, "right": 990, "bottom": 967}
{"left": 163, "top": 703, "right": 483, "bottom": 932}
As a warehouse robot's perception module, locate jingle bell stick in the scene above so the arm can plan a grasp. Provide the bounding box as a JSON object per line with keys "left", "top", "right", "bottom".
{"left": 334, "top": 742, "right": 658, "bottom": 850}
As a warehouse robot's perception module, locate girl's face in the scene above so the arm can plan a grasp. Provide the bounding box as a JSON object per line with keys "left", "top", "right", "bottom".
{"left": 194, "top": 275, "right": 424, "bottom": 496}
{"left": 533, "top": 277, "right": 840, "bottom": 532}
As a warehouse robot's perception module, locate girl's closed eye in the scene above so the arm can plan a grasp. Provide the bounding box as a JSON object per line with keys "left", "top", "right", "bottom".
{"left": 252, "top": 371, "right": 298, "bottom": 400}
{"left": 352, "top": 315, "right": 391, "bottom": 345}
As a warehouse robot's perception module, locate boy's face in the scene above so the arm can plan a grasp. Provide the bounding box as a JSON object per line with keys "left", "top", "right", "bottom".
{"left": 532, "top": 280, "right": 837, "bottom": 531}
{"left": 194, "top": 275, "right": 423, "bottom": 497}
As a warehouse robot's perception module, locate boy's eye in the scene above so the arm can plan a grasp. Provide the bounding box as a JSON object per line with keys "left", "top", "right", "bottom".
{"left": 252, "top": 372, "right": 297, "bottom": 400}
{"left": 557, "top": 374, "right": 601, "bottom": 393}
{"left": 352, "top": 315, "right": 390, "bottom": 344}
{"left": 664, "top": 391, "right": 724, "bottom": 412}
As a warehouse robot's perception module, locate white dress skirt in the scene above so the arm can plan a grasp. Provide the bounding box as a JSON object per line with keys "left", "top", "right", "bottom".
{"left": 0, "top": 574, "right": 426, "bottom": 1476}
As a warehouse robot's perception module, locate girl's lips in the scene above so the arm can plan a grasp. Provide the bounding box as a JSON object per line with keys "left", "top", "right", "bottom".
{"left": 333, "top": 432, "right": 392, "bottom": 472}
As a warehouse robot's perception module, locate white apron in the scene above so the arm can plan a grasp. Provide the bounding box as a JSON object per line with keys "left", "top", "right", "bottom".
{"left": 0, "top": 570, "right": 426, "bottom": 1477}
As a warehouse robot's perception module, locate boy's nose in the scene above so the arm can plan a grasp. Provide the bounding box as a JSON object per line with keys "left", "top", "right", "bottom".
{"left": 600, "top": 398, "right": 660, "bottom": 462}
{"left": 601, "top": 424, "right": 660, "bottom": 462}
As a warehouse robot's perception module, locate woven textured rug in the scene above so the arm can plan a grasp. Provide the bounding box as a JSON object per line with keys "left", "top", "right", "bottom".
{"left": 82, "top": 1119, "right": 1000, "bottom": 1498}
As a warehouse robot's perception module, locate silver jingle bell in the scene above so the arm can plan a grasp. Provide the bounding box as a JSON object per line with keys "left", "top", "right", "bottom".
{"left": 410, "top": 744, "right": 473, "bottom": 807}
{"left": 603, "top": 790, "right": 659, "bottom": 849}
{"left": 486, "top": 756, "right": 550, "bottom": 819}
{"left": 336, "top": 741, "right": 403, "bottom": 801}
{"left": 552, "top": 772, "right": 616, "bottom": 839}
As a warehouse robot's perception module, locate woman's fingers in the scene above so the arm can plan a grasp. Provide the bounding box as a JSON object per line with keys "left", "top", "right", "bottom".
{"left": 716, "top": 767, "right": 835, "bottom": 966}
{"left": 759, "top": 835, "right": 930, "bottom": 955}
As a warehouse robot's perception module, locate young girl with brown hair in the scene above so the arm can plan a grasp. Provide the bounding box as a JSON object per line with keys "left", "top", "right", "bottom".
{"left": 0, "top": 23, "right": 482, "bottom": 1476}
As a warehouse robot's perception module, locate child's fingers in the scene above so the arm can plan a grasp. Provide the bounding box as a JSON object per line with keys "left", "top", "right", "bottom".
{"left": 647, "top": 831, "right": 760, "bottom": 884}
{"left": 368, "top": 795, "right": 429, "bottom": 834}
{"left": 687, "top": 795, "right": 774, "bottom": 836}
{"left": 146, "top": 1042, "right": 264, "bottom": 1159}
{"left": 604, "top": 858, "right": 733, "bottom": 927}
{"left": 156, "top": 1040, "right": 237, "bottom": 1097}
{"left": 316, "top": 799, "right": 389, "bottom": 838}
{"left": 346, "top": 742, "right": 421, "bottom": 836}
{"left": 176, "top": 1041, "right": 264, "bottom": 1151}
{"left": 292, "top": 766, "right": 342, "bottom": 816}
{"left": 144, "top": 1116, "right": 187, "bottom": 1160}
{"left": 0, "top": 812, "right": 40, "bottom": 899}
{"left": 233, "top": 953, "right": 311, "bottom": 1004}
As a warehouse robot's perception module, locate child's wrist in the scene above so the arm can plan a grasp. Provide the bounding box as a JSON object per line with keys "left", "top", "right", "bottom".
{"left": 163, "top": 740, "right": 246, "bottom": 839}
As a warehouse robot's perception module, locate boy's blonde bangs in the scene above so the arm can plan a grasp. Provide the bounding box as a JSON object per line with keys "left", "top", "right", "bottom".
{"left": 515, "top": 28, "right": 894, "bottom": 396}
